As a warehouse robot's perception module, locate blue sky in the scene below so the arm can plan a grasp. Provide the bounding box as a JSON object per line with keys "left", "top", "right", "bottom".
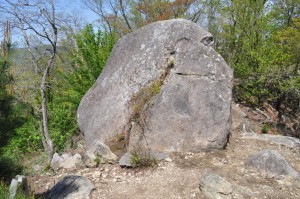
{"left": 2, "top": 0, "right": 99, "bottom": 45}
{"left": 57, "top": 0, "right": 99, "bottom": 24}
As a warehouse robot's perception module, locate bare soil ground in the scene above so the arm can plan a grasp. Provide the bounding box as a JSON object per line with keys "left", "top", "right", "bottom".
{"left": 28, "top": 105, "right": 300, "bottom": 199}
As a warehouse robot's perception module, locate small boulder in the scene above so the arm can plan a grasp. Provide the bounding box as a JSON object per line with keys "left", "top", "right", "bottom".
{"left": 61, "top": 153, "right": 82, "bottom": 169}
{"left": 9, "top": 175, "right": 29, "bottom": 199}
{"left": 51, "top": 153, "right": 82, "bottom": 171}
{"left": 199, "top": 173, "right": 233, "bottom": 199}
{"left": 89, "top": 140, "right": 117, "bottom": 161}
{"left": 119, "top": 152, "right": 132, "bottom": 167}
{"left": 84, "top": 141, "right": 118, "bottom": 167}
{"left": 199, "top": 173, "right": 254, "bottom": 199}
{"left": 47, "top": 175, "right": 95, "bottom": 199}
{"left": 245, "top": 149, "right": 300, "bottom": 183}
{"left": 51, "top": 153, "right": 62, "bottom": 171}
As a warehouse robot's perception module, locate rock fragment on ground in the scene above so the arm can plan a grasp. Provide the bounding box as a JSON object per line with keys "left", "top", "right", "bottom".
{"left": 119, "top": 152, "right": 132, "bottom": 167}
{"left": 51, "top": 153, "right": 82, "bottom": 171}
{"left": 87, "top": 140, "right": 117, "bottom": 162}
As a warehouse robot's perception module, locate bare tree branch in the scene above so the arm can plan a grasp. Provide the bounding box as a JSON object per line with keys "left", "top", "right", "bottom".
{"left": 0, "top": 0, "right": 60, "bottom": 162}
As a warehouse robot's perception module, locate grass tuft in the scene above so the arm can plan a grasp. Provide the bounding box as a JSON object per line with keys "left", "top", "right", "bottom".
{"left": 130, "top": 146, "right": 157, "bottom": 168}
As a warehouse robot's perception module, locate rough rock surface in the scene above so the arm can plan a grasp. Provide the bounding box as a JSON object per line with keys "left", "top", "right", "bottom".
{"left": 231, "top": 103, "right": 247, "bottom": 130}
{"left": 199, "top": 173, "right": 233, "bottom": 199}
{"left": 78, "top": 19, "right": 232, "bottom": 157}
{"left": 119, "top": 152, "right": 132, "bottom": 167}
{"left": 86, "top": 141, "right": 117, "bottom": 161}
{"left": 199, "top": 172, "right": 254, "bottom": 199}
{"left": 47, "top": 175, "right": 95, "bottom": 199}
{"left": 242, "top": 132, "right": 300, "bottom": 149}
{"left": 245, "top": 149, "right": 300, "bottom": 183}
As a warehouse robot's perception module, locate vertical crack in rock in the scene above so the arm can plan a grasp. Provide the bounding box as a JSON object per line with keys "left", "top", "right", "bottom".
{"left": 123, "top": 52, "right": 176, "bottom": 152}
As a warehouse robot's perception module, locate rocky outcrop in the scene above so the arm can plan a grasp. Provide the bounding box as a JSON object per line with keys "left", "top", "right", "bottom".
{"left": 47, "top": 175, "right": 95, "bottom": 199}
{"left": 78, "top": 19, "right": 232, "bottom": 158}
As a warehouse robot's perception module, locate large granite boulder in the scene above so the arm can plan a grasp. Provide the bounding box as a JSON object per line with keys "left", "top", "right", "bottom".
{"left": 77, "top": 19, "right": 233, "bottom": 157}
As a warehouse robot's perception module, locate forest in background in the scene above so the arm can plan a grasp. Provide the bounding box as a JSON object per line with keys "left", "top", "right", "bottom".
{"left": 0, "top": 0, "right": 299, "bottom": 184}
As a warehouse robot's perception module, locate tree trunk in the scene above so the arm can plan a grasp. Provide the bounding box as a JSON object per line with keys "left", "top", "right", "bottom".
{"left": 40, "top": 56, "right": 55, "bottom": 162}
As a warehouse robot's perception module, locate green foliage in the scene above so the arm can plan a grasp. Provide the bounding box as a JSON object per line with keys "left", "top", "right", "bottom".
{"left": 234, "top": 71, "right": 300, "bottom": 112}
{"left": 94, "top": 155, "right": 102, "bottom": 167}
{"left": 219, "top": 1, "right": 300, "bottom": 135}
{"left": 130, "top": 146, "right": 157, "bottom": 168}
{"left": 0, "top": 156, "right": 23, "bottom": 183}
{"left": 0, "top": 99, "right": 40, "bottom": 156}
{"left": 5, "top": 116, "right": 42, "bottom": 154}
{"left": 48, "top": 93, "right": 78, "bottom": 152}
{"left": 116, "top": 133, "right": 126, "bottom": 142}
{"left": 272, "top": 18, "right": 300, "bottom": 71}
{"left": 131, "top": 80, "right": 161, "bottom": 121}
{"left": 262, "top": 124, "right": 270, "bottom": 134}
{"left": 0, "top": 181, "right": 34, "bottom": 199}
{"left": 0, "top": 23, "right": 34, "bottom": 182}
{"left": 220, "top": 0, "right": 267, "bottom": 77}
{"left": 0, "top": 24, "right": 116, "bottom": 167}
{"left": 69, "top": 24, "right": 116, "bottom": 97}
{"left": 42, "top": 163, "right": 51, "bottom": 172}
{"left": 46, "top": 24, "right": 116, "bottom": 152}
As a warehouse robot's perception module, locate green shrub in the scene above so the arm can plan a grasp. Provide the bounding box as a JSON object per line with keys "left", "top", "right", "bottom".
{"left": 94, "top": 155, "right": 102, "bottom": 167}
{"left": 234, "top": 71, "right": 300, "bottom": 115}
{"left": 130, "top": 146, "right": 157, "bottom": 168}
{"left": 0, "top": 156, "right": 23, "bottom": 183}
{"left": 3, "top": 116, "right": 42, "bottom": 155}
{"left": 261, "top": 124, "right": 270, "bottom": 134}
{"left": 131, "top": 80, "right": 161, "bottom": 121}
{"left": 44, "top": 25, "right": 117, "bottom": 153}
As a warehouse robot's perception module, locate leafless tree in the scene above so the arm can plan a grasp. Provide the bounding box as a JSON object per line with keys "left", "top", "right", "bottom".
{"left": 82, "top": 0, "right": 132, "bottom": 35}
{"left": 0, "top": 0, "right": 59, "bottom": 161}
